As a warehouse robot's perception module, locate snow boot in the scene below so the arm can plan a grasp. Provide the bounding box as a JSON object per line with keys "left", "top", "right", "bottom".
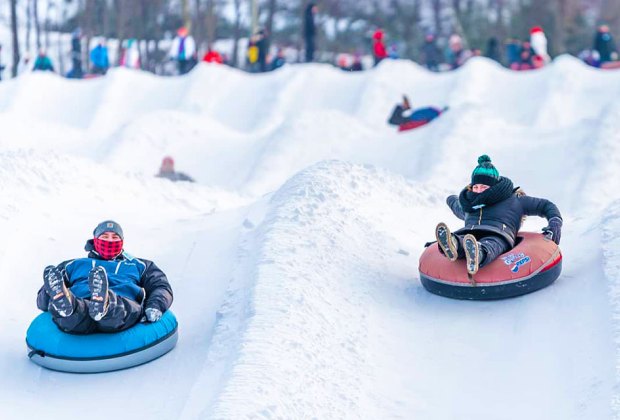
{"left": 88, "top": 266, "right": 109, "bottom": 321}
{"left": 43, "top": 265, "right": 74, "bottom": 317}
{"left": 463, "top": 234, "right": 481, "bottom": 275}
{"left": 436, "top": 222, "right": 458, "bottom": 262}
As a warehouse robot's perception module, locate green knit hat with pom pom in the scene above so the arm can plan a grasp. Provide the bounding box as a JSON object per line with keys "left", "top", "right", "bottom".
{"left": 471, "top": 155, "right": 500, "bottom": 186}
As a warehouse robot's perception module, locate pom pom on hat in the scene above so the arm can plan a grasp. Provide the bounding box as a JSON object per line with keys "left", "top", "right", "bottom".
{"left": 471, "top": 155, "right": 500, "bottom": 186}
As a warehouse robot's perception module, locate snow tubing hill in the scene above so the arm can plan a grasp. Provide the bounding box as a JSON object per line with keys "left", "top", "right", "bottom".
{"left": 26, "top": 310, "right": 178, "bottom": 373}
{"left": 419, "top": 232, "right": 562, "bottom": 300}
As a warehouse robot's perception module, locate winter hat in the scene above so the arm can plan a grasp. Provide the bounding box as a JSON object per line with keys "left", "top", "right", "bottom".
{"left": 471, "top": 155, "right": 500, "bottom": 186}
{"left": 530, "top": 26, "right": 544, "bottom": 35}
{"left": 93, "top": 220, "right": 124, "bottom": 240}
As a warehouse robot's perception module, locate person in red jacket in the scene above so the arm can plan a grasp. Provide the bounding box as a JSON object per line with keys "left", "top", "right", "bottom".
{"left": 372, "top": 29, "right": 388, "bottom": 66}
{"left": 202, "top": 48, "right": 223, "bottom": 64}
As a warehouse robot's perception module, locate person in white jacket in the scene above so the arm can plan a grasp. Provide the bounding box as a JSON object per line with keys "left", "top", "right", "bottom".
{"left": 530, "top": 26, "right": 551, "bottom": 64}
{"left": 120, "top": 38, "right": 141, "bottom": 69}
{"left": 169, "top": 27, "right": 196, "bottom": 75}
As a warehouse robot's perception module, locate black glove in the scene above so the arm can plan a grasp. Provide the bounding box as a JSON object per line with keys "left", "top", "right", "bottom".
{"left": 542, "top": 217, "right": 562, "bottom": 245}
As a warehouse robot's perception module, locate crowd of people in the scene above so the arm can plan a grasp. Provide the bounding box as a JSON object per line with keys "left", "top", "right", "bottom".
{"left": 0, "top": 15, "right": 618, "bottom": 80}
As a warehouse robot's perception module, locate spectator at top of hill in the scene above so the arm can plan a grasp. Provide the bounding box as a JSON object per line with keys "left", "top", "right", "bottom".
{"left": 156, "top": 157, "right": 195, "bottom": 183}
{"left": 256, "top": 29, "right": 270, "bottom": 73}
{"left": 485, "top": 37, "right": 501, "bottom": 63}
{"left": 510, "top": 42, "right": 535, "bottom": 71}
{"left": 504, "top": 38, "right": 521, "bottom": 67}
{"left": 33, "top": 50, "right": 55, "bottom": 72}
{"left": 170, "top": 27, "right": 197, "bottom": 75}
{"left": 447, "top": 34, "right": 472, "bottom": 69}
{"left": 594, "top": 24, "right": 618, "bottom": 64}
{"left": 304, "top": 2, "right": 318, "bottom": 62}
{"left": 90, "top": 38, "right": 110, "bottom": 75}
{"left": 69, "top": 28, "right": 83, "bottom": 79}
{"left": 372, "top": 29, "right": 388, "bottom": 66}
{"left": 120, "top": 39, "right": 141, "bottom": 69}
{"left": 271, "top": 48, "right": 286, "bottom": 71}
{"left": 530, "top": 26, "right": 550, "bottom": 64}
{"left": 421, "top": 34, "right": 442, "bottom": 71}
{"left": 350, "top": 53, "right": 363, "bottom": 71}
{"left": 203, "top": 48, "right": 223, "bottom": 64}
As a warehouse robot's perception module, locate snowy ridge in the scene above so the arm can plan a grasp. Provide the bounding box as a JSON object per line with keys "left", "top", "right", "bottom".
{"left": 210, "top": 161, "right": 436, "bottom": 418}
{"left": 602, "top": 202, "right": 620, "bottom": 416}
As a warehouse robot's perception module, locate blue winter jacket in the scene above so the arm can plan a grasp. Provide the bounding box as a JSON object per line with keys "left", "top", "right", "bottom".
{"left": 37, "top": 241, "right": 173, "bottom": 313}
{"left": 90, "top": 45, "right": 109, "bottom": 69}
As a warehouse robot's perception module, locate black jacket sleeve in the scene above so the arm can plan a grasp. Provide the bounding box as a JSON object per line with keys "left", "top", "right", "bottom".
{"left": 446, "top": 195, "right": 466, "bottom": 220}
{"left": 519, "top": 196, "right": 562, "bottom": 222}
{"left": 139, "top": 259, "right": 174, "bottom": 313}
{"left": 36, "top": 286, "right": 49, "bottom": 311}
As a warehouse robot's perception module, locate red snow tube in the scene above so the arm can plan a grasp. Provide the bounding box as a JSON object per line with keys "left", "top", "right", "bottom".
{"left": 419, "top": 232, "right": 562, "bottom": 300}
{"left": 398, "top": 120, "right": 432, "bottom": 132}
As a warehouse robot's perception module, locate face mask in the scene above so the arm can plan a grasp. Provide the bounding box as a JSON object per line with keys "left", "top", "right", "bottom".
{"left": 93, "top": 237, "right": 124, "bottom": 260}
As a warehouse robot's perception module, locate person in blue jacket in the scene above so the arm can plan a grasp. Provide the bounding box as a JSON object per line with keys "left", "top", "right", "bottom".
{"left": 90, "top": 38, "right": 110, "bottom": 75}
{"left": 37, "top": 220, "right": 173, "bottom": 334}
{"left": 435, "top": 155, "right": 563, "bottom": 275}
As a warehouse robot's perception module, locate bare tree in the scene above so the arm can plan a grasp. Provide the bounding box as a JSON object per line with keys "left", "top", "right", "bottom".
{"left": 431, "top": 0, "right": 443, "bottom": 36}
{"left": 231, "top": 0, "right": 242, "bottom": 66}
{"left": 601, "top": 0, "right": 620, "bottom": 36}
{"left": 265, "top": 0, "right": 277, "bottom": 37}
{"left": 34, "top": 0, "right": 41, "bottom": 50}
{"left": 10, "top": 0, "right": 20, "bottom": 77}
{"left": 26, "top": 0, "right": 32, "bottom": 53}
{"left": 206, "top": 0, "right": 217, "bottom": 47}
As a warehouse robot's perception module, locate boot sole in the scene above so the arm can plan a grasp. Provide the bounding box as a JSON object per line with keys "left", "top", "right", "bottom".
{"left": 436, "top": 223, "right": 458, "bottom": 262}
{"left": 464, "top": 234, "right": 480, "bottom": 275}
{"left": 43, "top": 266, "right": 73, "bottom": 317}
{"left": 88, "top": 267, "right": 109, "bottom": 321}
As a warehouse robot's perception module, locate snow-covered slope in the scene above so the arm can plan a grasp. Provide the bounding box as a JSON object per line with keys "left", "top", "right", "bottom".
{"left": 2, "top": 56, "right": 620, "bottom": 419}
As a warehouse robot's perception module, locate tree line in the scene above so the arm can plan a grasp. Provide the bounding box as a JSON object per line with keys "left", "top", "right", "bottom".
{"left": 5, "top": 0, "right": 619, "bottom": 77}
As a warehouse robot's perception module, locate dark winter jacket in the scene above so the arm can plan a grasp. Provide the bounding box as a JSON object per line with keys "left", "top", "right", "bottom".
{"left": 157, "top": 170, "right": 195, "bottom": 182}
{"left": 422, "top": 40, "right": 441, "bottom": 68}
{"left": 446, "top": 182, "right": 562, "bottom": 247}
{"left": 33, "top": 56, "right": 54, "bottom": 72}
{"left": 594, "top": 31, "right": 617, "bottom": 63}
{"left": 37, "top": 245, "right": 173, "bottom": 314}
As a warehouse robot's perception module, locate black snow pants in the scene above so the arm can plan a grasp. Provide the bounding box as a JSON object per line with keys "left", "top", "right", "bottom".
{"left": 453, "top": 232, "right": 510, "bottom": 268}
{"left": 49, "top": 291, "right": 143, "bottom": 335}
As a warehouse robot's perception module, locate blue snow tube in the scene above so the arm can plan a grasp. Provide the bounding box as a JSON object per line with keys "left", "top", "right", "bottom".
{"left": 26, "top": 310, "right": 178, "bottom": 373}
